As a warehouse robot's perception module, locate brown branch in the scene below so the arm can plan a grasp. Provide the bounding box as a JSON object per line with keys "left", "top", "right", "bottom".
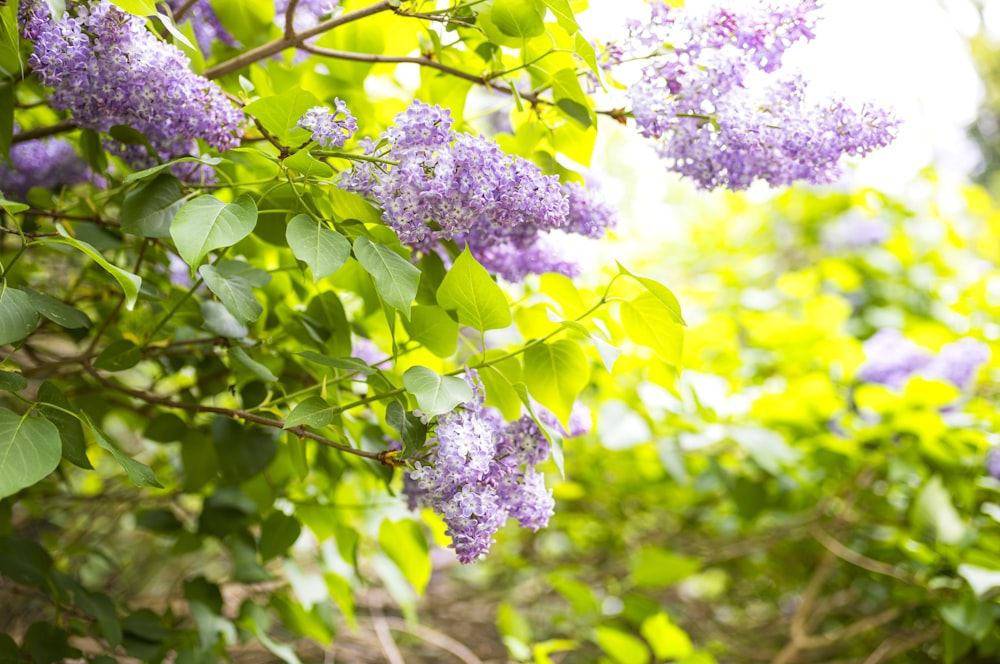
{"left": 172, "top": 0, "right": 200, "bottom": 22}
{"left": 862, "top": 625, "right": 940, "bottom": 664}
{"left": 11, "top": 120, "right": 77, "bottom": 144}
{"left": 203, "top": 0, "right": 395, "bottom": 80}
{"left": 810, "top": 527, "right": 918, "bottom": 586}
{"left": 284, "top": 0, "right": 301, "bottom": 37}
{"left": 82, "top": 362, "right": 387, "bottom": 463}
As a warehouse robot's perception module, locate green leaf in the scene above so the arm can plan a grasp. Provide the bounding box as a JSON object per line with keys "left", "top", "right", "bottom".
{"left": 378, "top": 518, "right": 431, "bottom": 594}
{"left": 0, "top": 284, "right": 39, "bottom": 345}
{"left": 121, "top": 173, "right": 186, "bottom": 238}
{"left": 170, "top": 194, "right": 258, "bottom": 269}
{"left": 0, "top": 83, "right": 13, "bottom": 163}
{"left": 286, "top": 215, "right": 351, "bottom": 282}
{"left": 244, "top": 87, "right": 323, "bottom": 144}
{"left": 595, "top": 626, "right": 649, "bottom": 664}
{"left": 23, "top": 288, "right": 91, "bottom": 329}
{"left": 641, "top": 613, "right": 693, "bottom": 660}
{"left": 621, "top": 293, "right": 684, "bottom": 367}
{"left": 94, "top": 340, "right": 142, "bottom": 372}
{"left": 122, "top": 155, "right": 224, "bottom": 184}
{"left": 284, "top": 150, "right": 334, "bottom": 179}
{"left": 958, "top": 564, "right": 1000, "bottom": 598}
{"left": 385, "top": 401, "right": 427, "bottom": 458}
{"left": 617, "top": 262, "right": 686, "bottom": 325}
{"left": 630, "top": 547, "right": 700, "bottom": 588}
{"left": 297, "top": 351, "right": 376, "bottom": 375}
{"left": 284, "top": 397, "right": 336, "bottom": 429}
{"left": 0, "top": 371, "right": 25, "bottom": 392}
{"left": 84, "top": 414, "right": 164, "bottom": 489}
{"left": 353, "top": 236, "right": 420, "bottom": 319}
{"left": 260, "top": 512, "right": 302, "bottom": 561}
{"left": 200, "top": 264, "right": 263, "bottom": 323}
{"left": 22, "top": 622, "right": 81, "bottom": 664}
{"left": 37, "top": 382, "right": 91, "bottom": 469}
{"left": 402, "top": 305, "right": 459, "bottom": 358}
{"left": 48, "top": 227, "right": 142, "bottom": 310}
{"left": 552, "top": 69, "right": 593, "bottom": 128}
{"left": 229, "top": 347, "right": 278, "bottom": 382}
{"left": 402, "top": 366, "right": 473, "bottom": 418}
{"left": 436, "top": 248, "right": 512, "bottom": 332}
{"left": 0, "top": 193, "right": 27, "bottom": 215}
{"left": 541, "top": 0, "right": 579, "bottom": 33}
{"left": 913, "top": 475, "right": 966, "bottom": 545}
{"left": 201, "top": 300, "right": 249, "bottom": 339}
{"left": 144, "top": 413, "right": 188, "bottom": 443}
{"left": 523, "top": 339, "right": 590, "bottom": 428}
{"left": 137, "top": 508, "right": 184, "bottom": 533}
{"left": 574, "top": 33, "right": 601, "bottom": 79}
{"left": 108, "top": 0, "right": 157, "bottom": 16}
{"left": 0, "top": 408, "right": 62, "bottom": 499}
{"left": 491, "top": 0, "right": 545, "bottom": 38}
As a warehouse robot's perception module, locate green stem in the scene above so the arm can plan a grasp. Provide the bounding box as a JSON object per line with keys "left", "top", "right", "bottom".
{"left": 314, "top": 150, "right": 399, "bottom": 166}
{"left": 142, "top": 277, "right": 205, "bottom": 347}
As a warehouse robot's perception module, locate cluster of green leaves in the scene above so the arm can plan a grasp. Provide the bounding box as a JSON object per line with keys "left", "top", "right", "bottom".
{"left": 467, "top": 176, "right": 1000, "bottom": 663}
{"left": 0, "top": 0, "right": 693, "bottom": 661}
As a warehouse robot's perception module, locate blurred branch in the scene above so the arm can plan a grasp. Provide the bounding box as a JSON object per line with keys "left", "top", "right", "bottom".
{"left": 810, "top": 527, "right": 918, "bottom": 586}
{"left": 384, "top": 616, "right": 484, "bottom": 664}
{"left": 863, "top": 626, "right": 940, "bottom": 664}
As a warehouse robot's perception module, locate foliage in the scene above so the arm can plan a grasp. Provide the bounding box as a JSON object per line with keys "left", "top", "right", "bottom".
{"left": 0, "top": 0, "right": 986, "bottom": 662}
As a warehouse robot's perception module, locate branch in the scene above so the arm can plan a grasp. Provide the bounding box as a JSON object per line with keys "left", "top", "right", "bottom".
{"left": 862, "top": 626, "right": 940, "bottom": 664}
{"left": 12, "top": 120, "right": 77, "bottom": 144}
{"left": 203, "top": 0, "right": 395, "bottom": 80}
{"left": 82, "top": 362, "right": 392, "bottom": 464}
{"left": 810, "top": 527, "right": 919, "bottom": 586}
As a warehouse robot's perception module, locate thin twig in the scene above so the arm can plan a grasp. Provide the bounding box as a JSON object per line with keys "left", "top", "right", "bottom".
{"left": 172, "top": 0, "right": 200, "bottom": 22}
{"left": 11, "top": 120, "right": 78, "bottom": 144}
{"left": 82, "top": 362, "right": 387, "bottom": 463}
{"left": 371, "top": 608, "right": 405, "bottom": 664}
{"left": 862, "top": 625, "right": 940, "bottom": 664}
{"left": 810, "top": 527, "right": 918, "bottom": 586}
{"left": 384, "top": 616, "right": 484, "bottom": 664}
{"left": 203, "top": 0, "right": 395, "bottom": 80}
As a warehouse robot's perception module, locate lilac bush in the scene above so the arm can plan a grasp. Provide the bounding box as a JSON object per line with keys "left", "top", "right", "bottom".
{"left": 0, "top": 133, "right": 91, "bottom": 199}
{"left": 606, "top": 0, "right": 899, "bottom": 190}
{"left": 19, "top": 0, "right": 243, "bottom": 164}
{"left": 857, "top": 329, "right": 990, "bottom": 391}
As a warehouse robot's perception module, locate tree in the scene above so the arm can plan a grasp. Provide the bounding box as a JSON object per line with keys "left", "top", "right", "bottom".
{"left": 0, "top": 0, "right": 932, "bottom": 661}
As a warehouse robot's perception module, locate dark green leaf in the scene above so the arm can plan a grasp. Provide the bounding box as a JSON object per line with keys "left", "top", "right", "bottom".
{"left": 121, "top": 173, "right": 186, "bottom": 238}
{"left": 137, "top": 508, "right": 184, "bottom": 533}
{"left": 260, "top": 512, "right": 302, "bottom": 561}
{"left": 0, "top": 408, "right": 61, "bottom": 499}
{"left": 0, "top": 284, "right": 39, "bottom": 346}
{"left": 385, "top": 401, "right": 427, "bottom": 458}
{"left": 201, "top": 300, "right": 249, "bottom": 339}
{"left": 0, "top": 370, "right": 26, "bottom": 392}
{"left": 94, "top": 339, "right": 142, "bottom": 372}
{"left": 23, "top": 288, "right": 91, "bottom": 329}
{"left": 297, "top": 351, "right": 376, "bottom": 375}
{"left": 201, "top": 264, "right": 263, "bottom": 324}
{"left": 144, "top": 413, "right": 188, "bottom": 443}
{"left": 229, "top": 347, "right": 278, "bottom": 382}
{"left": 85, "top": 414, "right": 164, "bottom": 489}
{"left": 48, "top": 228, "right": 143, "bottom": 310}
{"left": 22, "top": 622, "right": 81, "bottom": 664}
{"left": 37, "top": 382, "right": 91, "bottom": 469}
{"left": 284, "top": 396, "right": 336, "bottom": 429}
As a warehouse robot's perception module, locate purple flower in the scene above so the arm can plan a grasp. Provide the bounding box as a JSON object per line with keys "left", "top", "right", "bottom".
{"left": 987, "top": 448, "right": 1000, "bottom": 481}
{"left": 297, "top": 101, "right": 357, "bottom": 148}
{"left": 821, "top": 213, "right": 891, "bottom": 251}
{"left": 857, "top": 330, "right": 990, "bottom": 392}
{"left": 341, "top": 101, "right": 568, "bottom": 252}
{"left": 403, "top": 372, "right": 555, "bottom": 563}
{"left": 563, "top": 182, "right": 617, "bottom": 239}
{"left": 0, "top": 131, "right": 91, "bottom": 199}
{"left": 20, "top": 0, "right": 243, "bottom": 164}
{"left": 856, "top": 329, "right": 933, "bottom": 389}
{"left": 351, "top": 336, "right": 389, "bottom": 367}
{"left": 925, "top": 338, "right": 990, "bottom": 390}
{"left": 608, "top": 1, "right": 898, "bottom": 190}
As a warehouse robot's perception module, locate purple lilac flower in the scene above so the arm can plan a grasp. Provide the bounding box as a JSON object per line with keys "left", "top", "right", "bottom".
{"left": 563, "top": 182, "right": 617, "bottom": 239}
{"left": 987, "top": 448, "right": 1000, "bottom": 481}
{"left": 821, "top": 213, "right": 891, "bottom": 251}
{"left": 925, "top": 338, "right": 991, "bottom": 390}
{"left": 274, "top": 0, "right": 340, "bottom": 34}
{"left": 0, "top": 132, "right": 91, "bottom": 199}
{"left": 463, "top": 231, "right": 580, "bottom": 282}
{"left": 857, "top": 330, "right": 991, "bottom": 391}
{"left": 856, "top": 329, "right": 934, "bottom": 389}
{"left": 608, "top": 1, "right": 898, "bottom": 190}
{"left": 351, "top": 335, "right": 389, "bottom": 367}
{"left": 339, "top": 100, "right": 568, "bottom": 252}
{"left": 297, "top": 102, "right": 357, "bottom": 148}
{"left": 167, "top": 0, "right": 239, "bottom": 56}
{"left": 538, "top": 400, "right": 593, "bottom": 439}
{"left": 20, "top": 0, "right": 243, "bottom": 164}
{"left": 403, "top": 373, "right": 554, "bottom": 563}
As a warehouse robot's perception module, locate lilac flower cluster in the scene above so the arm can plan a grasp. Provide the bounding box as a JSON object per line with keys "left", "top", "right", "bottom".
{"left": 820, "top": 213, "right": 891, "bottom": 251}
{"left": 857, "top": 329, "right": 990, "bottom": 391}
{"left": 20, "top": 0, "right": 243, "bottom": 163}
{"left": 340, "top": 101, "right": 617, "bottom": 280}
{"left": 297, "top": 102, "right": 357, "bottom": 148}
{"left": 606, "top": 1, "right": 898, "bottom": 190}
{"left": 0, "top": 133, "right": 91, "bottom": 199}
{"left": 403, "top": 374, "right": 556, "bottom": 563}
